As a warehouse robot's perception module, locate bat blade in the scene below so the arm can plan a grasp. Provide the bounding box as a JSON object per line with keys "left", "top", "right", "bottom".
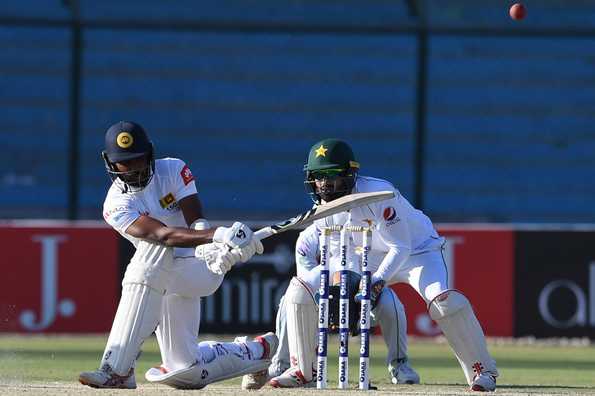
{"left": 255, "top": 190, "right": 394, "bottom": 240}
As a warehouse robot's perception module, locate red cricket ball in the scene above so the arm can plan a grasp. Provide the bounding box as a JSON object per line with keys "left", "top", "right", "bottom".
{"left": 509, "top": 3, "right": 526, "bottom": 20}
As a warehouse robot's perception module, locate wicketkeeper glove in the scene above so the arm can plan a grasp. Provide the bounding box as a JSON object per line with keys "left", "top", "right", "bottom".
{"left": 354, "top": 279, "right": 386, "bottom": 309}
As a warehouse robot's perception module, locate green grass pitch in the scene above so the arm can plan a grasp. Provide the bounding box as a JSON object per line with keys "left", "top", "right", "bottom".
{"left": 0, "top": 334, "right": 594, "bottom": 395}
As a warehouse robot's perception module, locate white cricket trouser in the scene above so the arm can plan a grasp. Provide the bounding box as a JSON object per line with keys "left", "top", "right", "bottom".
{"left": 155, "top": 256, "right": 225, "bottom": 371}
{"left": 389, "top": 246, "right": 498, "bottom": 385}
{"left": 372, "top": 287, "right": 409, "bottom": 365}
{"left": 386, "top": 248, "right": 449, "bottom": 305}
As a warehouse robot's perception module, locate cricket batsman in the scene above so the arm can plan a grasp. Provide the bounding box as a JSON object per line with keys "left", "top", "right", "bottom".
{"left": 248, "top": 138, "right": 498, "bottom": 391}
{"left": 79, "top": 121, "right": 277, "bottom": 389}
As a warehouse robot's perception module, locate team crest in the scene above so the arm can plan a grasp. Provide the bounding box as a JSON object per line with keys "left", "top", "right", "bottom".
{"left": 116, "top": 132, "right": 134, "bottom": 148}
{"left": 315, "top": 144, "right": 328, "bottom": 157}
{"left": 383, "top": 207, "right": 398, "bottom": 222}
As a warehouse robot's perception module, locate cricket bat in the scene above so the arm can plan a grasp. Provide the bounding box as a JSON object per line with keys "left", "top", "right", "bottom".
{"left": 254, "top": 190, "right": 394, "bottom": 240}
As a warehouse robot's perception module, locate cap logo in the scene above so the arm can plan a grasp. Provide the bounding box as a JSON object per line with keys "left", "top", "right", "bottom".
{"left": 315, "top": 144, "right": 328, "bottom": 158}
{"left": 116, "top": 132, "right": 134, "bottom": 148}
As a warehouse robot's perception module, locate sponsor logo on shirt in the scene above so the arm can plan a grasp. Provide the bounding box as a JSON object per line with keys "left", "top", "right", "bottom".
{"left": 111, "top": 212, "right": 126, "bottom": 224}
{"left": 103, "top": 206, "right": 128, "bottom": 220}
{"left": 383, "top": 207, "right": 400, "bottom": 225}
{"left": 383, "top": 207, "right": 396, "bottom": 221}
{"left": 180, "top": 165, "right": 195, "bottom": 186}
{"left": 159, "top": 193, "right": 177, "bottom": 210}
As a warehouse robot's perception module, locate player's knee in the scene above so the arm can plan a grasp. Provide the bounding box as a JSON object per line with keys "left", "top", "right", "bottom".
{"left": 285, "top": 277, "right": 316, "bottom": 305}
{"left": 123, "top": 240, "right": 174, "bottom": 293}
{"left": 428, "top": 290, "right": 470, "bottom": 321}
{"left": 165, "top": 257, "right": 225, "bottom": 297}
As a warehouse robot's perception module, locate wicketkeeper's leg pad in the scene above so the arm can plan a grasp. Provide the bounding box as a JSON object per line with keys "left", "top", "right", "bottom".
{"left": 285, "top": 277, "right": 318, "bottom": 382}
{"left": 429, "top": 290, "right": 498, "bottom": 385}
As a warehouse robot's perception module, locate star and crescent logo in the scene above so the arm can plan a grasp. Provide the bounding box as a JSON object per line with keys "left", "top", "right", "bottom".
{"left": 315, "top": 144, "right": 328, "bottom": 158}
{"left": 116, "top": 132, "right": 134, "bottom": 148}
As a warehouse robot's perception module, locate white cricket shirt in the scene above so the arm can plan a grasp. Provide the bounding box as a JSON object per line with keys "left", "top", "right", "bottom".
{"left": 307, "top": 175, "right": 442, "bottom": 282}
{"left": 102, "top": 157, "right": 198, "bottom": 258}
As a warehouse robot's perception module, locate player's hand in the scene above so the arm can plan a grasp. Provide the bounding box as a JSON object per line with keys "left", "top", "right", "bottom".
{"left": 210, "top": 248, "right": 241, "bottom": 275}
{"left": 355, "top": 279, "right": 386, "bottom": 309}
{"left": 370, "top": 279, "right": 385, "bottom": 306}
{"left": 232, "top": 239, "right": 264, "bottom": 263}
{"left": 195, "top": 242, "right": 240, "bottom": 275}
{"left": 213, "top": 222, "right": 254, "bottom": 249}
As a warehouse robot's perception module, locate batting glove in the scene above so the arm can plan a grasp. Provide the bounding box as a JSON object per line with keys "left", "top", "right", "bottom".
{"left": 213, "top": 221, "right": 254, "bottom": 249}
{"left": 195, "top": 242, "right": 240, "bottom": 275}
{"left": 232, "top": 239, "right": 264, "bottom": 263}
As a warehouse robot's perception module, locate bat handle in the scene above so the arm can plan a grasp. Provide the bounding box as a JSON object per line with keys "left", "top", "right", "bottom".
{"left": 254, "top": 227, "right": 275, "bottom": 240}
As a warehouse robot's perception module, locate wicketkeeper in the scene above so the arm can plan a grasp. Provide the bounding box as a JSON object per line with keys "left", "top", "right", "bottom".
{"left": 242, "top": 221, "right": 420, "bottom": 389}
{"left": 245, "top": 138, "right": 498, "bottom": 391}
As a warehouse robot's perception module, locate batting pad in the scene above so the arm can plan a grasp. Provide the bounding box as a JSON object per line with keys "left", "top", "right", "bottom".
{"left": 101, "top": 283, "right": 163, "bottom": 375}
{"left": 286, "top": 277, "right": 318, "bottom": 382}
{"left": 145, "top": 341, "right": 270, "bottom": 389}
{"left": 124, "top": 240, "right": 174, "bottom": 292}
{"left": 429, "top": 290, "right": 498, "bottom": 385}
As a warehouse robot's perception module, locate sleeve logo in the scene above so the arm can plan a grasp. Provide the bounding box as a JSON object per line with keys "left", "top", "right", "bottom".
{"left": 180, "top": 165, "right": 195, "bottom": 185}
{"left": 383, "top": 207, "right": 397, "bottom": 221}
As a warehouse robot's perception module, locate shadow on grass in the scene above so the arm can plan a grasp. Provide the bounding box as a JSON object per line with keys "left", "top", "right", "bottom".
{"left": 0, "top": 350, "right": 161, "bottom": 361}
{"left": 498, "top": 384, "right": 595, "bottom": 390}
{"left": 426, "top": 383, "right": 595, "bottom": 390}
{"left": 405, "top": 356, "right": 595, "bottom": 370}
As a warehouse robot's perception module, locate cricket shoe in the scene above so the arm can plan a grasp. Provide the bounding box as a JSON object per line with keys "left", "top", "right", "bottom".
{"left": 79, "top": 364, "right": 136, "bottom": 389}
{"left": 268, "top": 366, "right": 315, "bottom": 388}
{"left": 471, "top": 373, "right": 497, "bottom": 392}
{"left": 268, "top": 359, "right": 291, "bottom": 380}
{"left": 239, "top": 332, "right": 279, "bottom": 390}
{"left": 390, "top": 358, "right": 420, "bottom": 385}
{"left": 241, "top": 360, "right": 288, "bottom": 390}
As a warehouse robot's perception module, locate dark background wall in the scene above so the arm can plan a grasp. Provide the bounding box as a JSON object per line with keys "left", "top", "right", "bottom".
{"left": 1, "top": 0, "right": 594, "bottom": 222}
